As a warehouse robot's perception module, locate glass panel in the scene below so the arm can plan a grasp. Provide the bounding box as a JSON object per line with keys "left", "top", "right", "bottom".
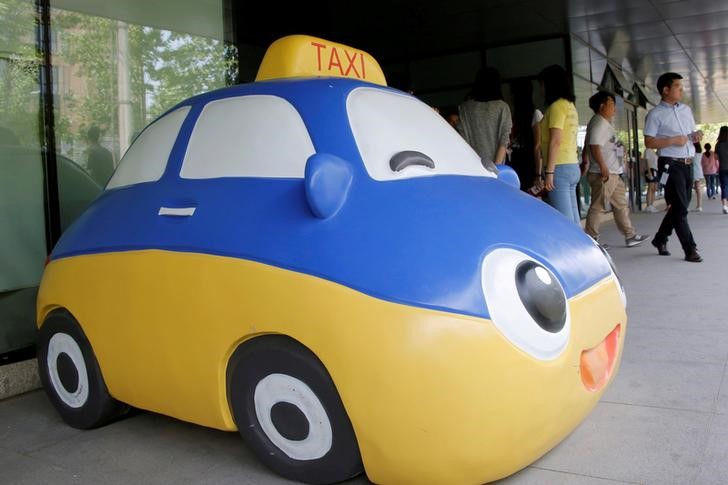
{"left": 50, "top": 4, "right": 236, "bottom": 205}
{"left": 1, "top": 2, "right": 233, "bottom": 358}
{"left": 572, "top": 76, "right": 596, "bottom": 219}
{"left": 613, "top": 96, "right": 633, "bottom": 207}
{"left": 0, "top": 0, "right": 45, "bottom": 354}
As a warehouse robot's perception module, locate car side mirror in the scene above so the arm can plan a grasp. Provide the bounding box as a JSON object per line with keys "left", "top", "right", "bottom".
{"left": 497, "top": 164, "right": 520, "bottom": 189}
{"left": 304, "top": 153, "right": 353, "bottom": 219}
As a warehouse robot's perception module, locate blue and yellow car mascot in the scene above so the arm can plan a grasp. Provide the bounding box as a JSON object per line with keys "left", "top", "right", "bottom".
{"left": 37, "top": 35, "right": 626, "bottom": 484}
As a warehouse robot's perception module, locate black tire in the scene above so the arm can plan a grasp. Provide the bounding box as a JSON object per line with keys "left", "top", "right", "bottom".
{"left": 227, "top": 335, "right": 363, "bottom": 484}
{"left": 36, "top": 309, "right": 129, "bottom": 429}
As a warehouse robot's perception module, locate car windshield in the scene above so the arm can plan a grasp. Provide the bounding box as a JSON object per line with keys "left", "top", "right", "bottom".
{"left": 346, "top": 87, "right": 494, "bottom": 181}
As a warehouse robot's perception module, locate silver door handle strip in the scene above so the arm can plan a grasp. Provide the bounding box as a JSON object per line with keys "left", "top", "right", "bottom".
{"left": 158, "top": 206, "right": 196, "bottom": 216}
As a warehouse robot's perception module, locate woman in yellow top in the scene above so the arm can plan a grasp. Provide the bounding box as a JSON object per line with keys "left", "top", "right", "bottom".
{"left": 538, "top": 65, "right": 580, "bottom": 224}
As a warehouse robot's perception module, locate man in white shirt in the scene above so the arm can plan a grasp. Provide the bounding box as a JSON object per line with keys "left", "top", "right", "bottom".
{"left": 584, "top": 91, "right": 648, "bottom": 247}
{"left": 644, "top": 72, "right": 702, "bottom": 262}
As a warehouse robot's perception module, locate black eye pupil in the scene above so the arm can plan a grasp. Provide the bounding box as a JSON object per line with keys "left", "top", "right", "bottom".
{"left": 515, "top": 261, "right": 566, "bottom": 333}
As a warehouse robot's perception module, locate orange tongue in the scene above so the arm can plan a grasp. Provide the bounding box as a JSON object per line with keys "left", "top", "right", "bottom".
{"left": 580, "top": 324, "right": 621, "bottom": 391}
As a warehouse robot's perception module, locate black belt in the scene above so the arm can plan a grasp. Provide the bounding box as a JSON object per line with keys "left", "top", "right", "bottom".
{"left": 658, "top": 156, "right": 692, "bottom": 165}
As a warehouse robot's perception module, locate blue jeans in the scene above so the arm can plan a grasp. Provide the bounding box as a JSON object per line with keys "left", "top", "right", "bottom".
{"left": 719, "top": 170, "right": 728, "bottom": 201}
{"left": 547, "top": 163, "right": 581, "bottom": 224}
{"left": 705, "top": 174, "right": 718, "bottom": 198}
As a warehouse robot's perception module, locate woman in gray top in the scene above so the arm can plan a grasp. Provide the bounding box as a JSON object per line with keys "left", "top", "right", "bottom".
{"left": 457, "top": 67, "right": 512, "bottom": 168}
{"left": 715, "top": 125, "right": 728, "bottom": 214}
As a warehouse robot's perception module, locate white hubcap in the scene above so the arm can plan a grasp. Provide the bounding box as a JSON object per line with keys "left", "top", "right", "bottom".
{"left": 47, "top": 333, "right": 89, "bottom": 408}
{"left": 254, "top": 373, "right": 333, "bottom": 460}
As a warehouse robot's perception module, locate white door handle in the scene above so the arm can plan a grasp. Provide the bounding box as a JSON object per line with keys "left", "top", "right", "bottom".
{"left": 158, "top": 206, "right": 196, "bottom": 216}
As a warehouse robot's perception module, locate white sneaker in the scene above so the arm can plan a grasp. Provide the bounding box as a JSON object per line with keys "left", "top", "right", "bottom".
{"left": 723, "top": 205, "right": 728, "bottom": 214}
{"left": 693, "top": 206, "right": 703, "bottom": 212}
{"left": 625, "top": 234, "right": 649, "bottom": 247}
{"left": 645, "top": 205, "right": 658, "bottom": 213}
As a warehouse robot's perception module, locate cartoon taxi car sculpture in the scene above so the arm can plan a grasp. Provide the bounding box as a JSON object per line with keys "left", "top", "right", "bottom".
{"left": 37, "top": 35, "right": 626, "bottom": 484}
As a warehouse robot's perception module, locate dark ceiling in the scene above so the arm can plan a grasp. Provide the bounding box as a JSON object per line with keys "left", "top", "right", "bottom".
{"left": 236, "top": 0, "right": 728, "bottom": 123}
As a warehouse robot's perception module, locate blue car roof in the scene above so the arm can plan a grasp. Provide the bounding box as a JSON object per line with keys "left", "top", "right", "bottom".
{"left": 52, "top": 78, "right": 612, "bottom": 320}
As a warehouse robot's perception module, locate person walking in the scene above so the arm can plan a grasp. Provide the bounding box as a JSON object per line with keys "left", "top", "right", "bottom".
{"left": 644, "top": 72, "right": 702, "bottom": 262}
{"left": 584, "top": 91, "right": 649, "bottom": 247}
{"left": 715, "top": 126, "right": 728, "bottom": 214}
{"left": 701, "top": 143, "right": 719, "bottom": 199}
{"left": 538, "top": 65, "right": 580, "bottom": 224}
{"left": 458, "top": 67, "right": 512, "bottom": 168}
{"left": 691, "top": 142, "right": 705, "bottom": 212}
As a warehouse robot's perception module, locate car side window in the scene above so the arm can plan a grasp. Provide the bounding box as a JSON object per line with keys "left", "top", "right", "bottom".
{"left": 180, "top": 95, "right": 315, "bottom": 179}
{"left": 347, "top": 87, "right": 490, "bottom": 181}
{"left": 106, "top": 106, "right": 191, "bottom": 189}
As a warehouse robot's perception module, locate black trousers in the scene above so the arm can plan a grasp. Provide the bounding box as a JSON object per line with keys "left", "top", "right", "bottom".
{"left": 654, "top": 160, "right": 697, "bottom": 253}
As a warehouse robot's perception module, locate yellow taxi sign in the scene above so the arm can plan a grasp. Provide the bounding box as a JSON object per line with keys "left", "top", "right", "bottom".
{"left": 255, "top": 35, "right": 387, "bottom": 86}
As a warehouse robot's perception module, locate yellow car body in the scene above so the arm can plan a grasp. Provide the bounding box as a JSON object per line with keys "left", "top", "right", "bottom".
{"left": 38, "top": 249, "right": 624, "bottom": 484}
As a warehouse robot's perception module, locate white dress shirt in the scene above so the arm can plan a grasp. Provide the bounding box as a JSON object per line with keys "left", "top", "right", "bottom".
{"left": 644, "top": 101, "right": 697, "bottom": 158}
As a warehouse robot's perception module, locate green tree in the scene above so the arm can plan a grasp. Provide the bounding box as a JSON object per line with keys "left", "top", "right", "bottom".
{"left": 0, "top": 0, "right": 41, "bottom": 146}
{"left": 697, "top": 122, "right": 724, "bottom": 146}
{"left": 52, "top": 9, "right": 237, "bottom": 160}
{"left": 145, "top": 32, "right": 236, "bottom": 119}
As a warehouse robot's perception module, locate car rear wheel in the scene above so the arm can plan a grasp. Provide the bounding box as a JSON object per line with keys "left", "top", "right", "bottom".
{"left": 227, "top": 335, "right": 363, "bottom": 484}
{"left": 37, "top": 309, "right": 128, "bottom": 429}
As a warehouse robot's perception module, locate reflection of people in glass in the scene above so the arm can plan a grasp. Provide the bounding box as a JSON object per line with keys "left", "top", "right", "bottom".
{"left": 86, "top": 126, "right": 114, "bottom": 186}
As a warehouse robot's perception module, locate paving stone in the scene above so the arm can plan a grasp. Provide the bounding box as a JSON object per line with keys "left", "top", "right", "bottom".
{"left": 0, "top": 446, "right": 107, "bottom": 485}
{"left": 498, "top": 466, "right": 639, "bottom": 484}
{"left": 0, "top": 390, "right": 82, "bottom": 454}
{"left": 620, "top": 326, "right": 728, "bottom": 365}
{"left": 693, "top": 413, "right": 728, "bottom": 484}
{"left": 533, "top": 402, "right": 712, "bottom": 485}
{"left": 602, "top": 359, "right": 724, "bottom": 412}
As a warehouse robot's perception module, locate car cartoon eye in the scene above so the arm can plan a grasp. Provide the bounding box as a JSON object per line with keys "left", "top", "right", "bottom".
{"left": 482, "top": 247, "right": 570, "bottom": 360}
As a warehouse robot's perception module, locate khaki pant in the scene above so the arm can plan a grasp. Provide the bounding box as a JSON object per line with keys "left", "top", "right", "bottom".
{"left": 585, "top": 173, "right": 635, "bottom": 239}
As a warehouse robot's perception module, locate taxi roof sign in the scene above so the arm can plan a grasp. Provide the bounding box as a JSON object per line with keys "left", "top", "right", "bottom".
{"left": 255, "top": 35, "right": 387, "bottom": 86}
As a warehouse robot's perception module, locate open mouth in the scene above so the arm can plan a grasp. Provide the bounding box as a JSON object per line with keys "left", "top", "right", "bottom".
{"left": 580, "top": 324, "right": 621, "bottom": 392}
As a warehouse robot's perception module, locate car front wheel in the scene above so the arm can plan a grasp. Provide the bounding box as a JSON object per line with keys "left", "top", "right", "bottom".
{"left": 227, "top": 335, "right": 363, "bottom": 484}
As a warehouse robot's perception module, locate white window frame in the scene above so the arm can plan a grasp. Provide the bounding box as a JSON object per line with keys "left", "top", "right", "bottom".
{"left": 180, "top": 95, "right": 316, "bottom": 179}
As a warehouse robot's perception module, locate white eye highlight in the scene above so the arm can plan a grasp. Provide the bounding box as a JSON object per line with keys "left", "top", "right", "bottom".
{"left": 481, "top": 248, "right": 570, "bottom": 360}
{"left": 534, "top": 266, "right": 552, "bottom": 285}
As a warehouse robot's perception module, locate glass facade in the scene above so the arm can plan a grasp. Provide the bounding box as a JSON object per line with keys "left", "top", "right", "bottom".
{"left": 0, "top": 0, "right": 235, "bottom": 357}
{"left": 0, "top": 0, "right": 45, "bottom": 358}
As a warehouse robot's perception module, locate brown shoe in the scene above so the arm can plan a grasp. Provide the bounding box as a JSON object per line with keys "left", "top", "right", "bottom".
{"left": 685, "top": 250, "right": 703, "bottom": 263}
